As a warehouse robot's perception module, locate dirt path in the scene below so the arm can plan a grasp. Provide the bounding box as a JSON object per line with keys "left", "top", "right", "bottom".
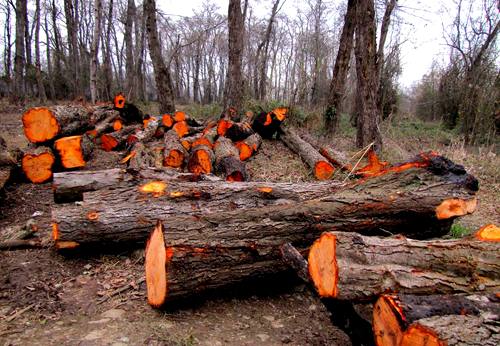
{"left": 0, "top": 110, "right": 350, "bottom": 346}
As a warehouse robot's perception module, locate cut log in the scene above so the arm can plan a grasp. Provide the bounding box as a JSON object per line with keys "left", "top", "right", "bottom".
{"left": 128, "top": 118, "right": 160, "bottom": 145}
{"left": 307, "top": 228, "right": 498, "bottom": 301}
{"left": 54, "top": 134, "right": 94, "bottom": 169}
{"left": 113, "top": 93, "right": 126, "bottom": 109}
{"left": 113, "top": 94, "right": 144, "bottom": 124}
{"left": 52, "top": 155, "right": 478, "bottom": 248}
{"left": 127, "top": 141, "right": 164, "bottom": 170}
{"left": 0, "top": 136, "right": 20, "bottom": 166}
{"left": 217, "top": 118, "right": 233, "bottom": 136}
{"left": 161, "top": 114, "right": 174, "bottom": 128}
{"left": 356, "top": 149, "right": 389, "bottom": 177}
{"left": 297, "top": 131, "right": 351, "bottom": 171}
{"left": 373, "top": 293, "right": 500, "bottom": 346}
{"left": 52, "top": 168, "right": 222, "bottom": 203}
{"left": 113, "top": 119, "right": 123, "bottom": 131}
{"left": 163, "top": 130, "right": 187, "bottom": 168}
{"left": 224, "top": 122, "right": 254, "bottom": 142}
{"left": 235, "top": 133, "right": 262, "bottom": 161}
{"left": 251, "top": 108, "right": 287, "bottom": 139}
{"left": 87, "top": 111, "right": 121, "bottom": 139}
{"left": 179, "top": 133, "right": 202, "bottom": 151}
{"left": 214, "top": 137, "right": 248, "bottom": 181}
{"left": 279, "top": 127, "right": 335, "bottom": 180}
{"left": 0, "top": 167, "right": 13, "bottom": 191}
{"left": 172, "top": 111, "right": 201, "bottom": 127}
{"left": 22, "top": 105, "right": 113, "bottom": 143}
{"left": 21, "top": 146, "right": 56, "bottom": 183}
{"left": 186, "top": 144, "right": 215, "bottom": 174}
{"left": 100, "top": 125, "right": 138, "bottom": 151}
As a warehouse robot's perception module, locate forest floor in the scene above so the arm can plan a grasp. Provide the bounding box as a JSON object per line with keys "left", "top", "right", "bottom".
{"left": 0, "top": 102, "right": 498, "bottom": 345}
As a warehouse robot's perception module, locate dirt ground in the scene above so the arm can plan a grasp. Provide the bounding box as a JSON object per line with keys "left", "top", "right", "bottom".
{"left": 0, "top": 106, "right": 497, "bottom": 346}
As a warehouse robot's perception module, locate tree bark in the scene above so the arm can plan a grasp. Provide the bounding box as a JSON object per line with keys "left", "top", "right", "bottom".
{"left": 34, "top": 0, "right": 47, "bottom": 102}
{"left": 279, "top": 127, "right": 334, "bottom": 180}
{"left": 307, "top": 230, "right": 497, "bottom": 301}
{"left": 124, "top": 0, "right": 135, "bottom": 99}
{"left": 52, "top": 156, "right": 478, "bottom": 249}
{"left": 13, "top": 0, "right": 27, "bottom": 101}
{"left": 324, "top": 0, "right": 356, "bottom": 133}
{"left": 214, "top": 136, "right": 248, "bottom": 181}
{"left": 223, "top": 0, "right": 244, "bottom": 111}
{"left": 90, "top": 0, "right": 103, "bottom": 104}
{"left": 144, "top": 0, "right": 175, "bottom": 113}
{"left": 354, "top": 0, "right": 382, "bottom": 152}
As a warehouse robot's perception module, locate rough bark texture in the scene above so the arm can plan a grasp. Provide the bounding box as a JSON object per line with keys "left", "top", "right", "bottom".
{"left": 224, "top": 122, "right": 254, "bottom": 142}
{"left": 90, "top": 0, "right": 102, "bottom": 104}
{"left": 214, "top": 137, "right": 248, "bottom": 181}
{"left": 324, "top": 0, "right": 356, "bottom": 133}
{"left": 163, "top": 130, "right": 187, "bottom": 168}
{"left": 52, "top": 168, "right": 221, "bottom": 203}
{"left": 144, "top": 0, "right": 175, "bottom": 113}
{"left": 100, "top": 125, "right": 138, "bottom": 152}
{"left": 308, "top": 231, "right": 498, "bottom": 301}
{"left": 279, "top": 127, "right": 334, "bottom": 180}
{"left": 127, "top": 141, "right": 164, "bottom": 170}
{"left": 13, "top": 0, "right": 26, "bottom": 100}
{"left": 235, "top": 133, "right": 262, "bottom": 161}
{"left": 52, "top": 157, "right": 477, "bottom": 249}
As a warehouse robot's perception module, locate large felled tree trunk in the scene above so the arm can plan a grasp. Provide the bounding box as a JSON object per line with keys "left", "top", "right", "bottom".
{"left": 52, "top": 155, "right": 478, "bottom": 249}
{"left": 144, "top": 0, "right": 175, "bottom": 113}
{"left": 354, "top": 0, "right": 382, "bottom": 152}
{"left": 324, "top": 0, "right": 356, "bottom": 133}
{"left": 223, "top": 0, "right": 245, "bottom": 111}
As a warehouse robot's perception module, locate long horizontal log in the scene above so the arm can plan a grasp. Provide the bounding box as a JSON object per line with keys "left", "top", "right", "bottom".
{"left": 52, "top": 155, "right": 478, "bottom": 249}
{"left": 307, "top": 228, "right": 499, "bottom": 301}
{"left": 52, "top": 168, "right": 222, "bottom": 203}
{"left": 373, "top": 293, "right": 500, "bottom": 346}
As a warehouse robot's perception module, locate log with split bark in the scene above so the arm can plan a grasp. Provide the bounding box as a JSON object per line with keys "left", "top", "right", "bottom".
{"left": 373, "top": 292, "right": 500, "bottom": 346}
{"left": 22, "top": 105, "right": 116, "bottom": 144}
{"left": 307, "top": 225, "right": 499, "bottom": 301}
{"left": 100, "top": 125, "right": 139, "bottom": 152}
{"left": 214, "top": 137, "right": 248, "bottom": 181}
{"left": 52, "top": 154, "right": 477, "bottom": 249}
{"left": 163, "top": 130, "right": 187, "bottom": 168}
{"left": 298, "top": 131, "right": 352, "bottom": 171}
{"left": 279, "top": 126, "right": 335, "bottom": 180}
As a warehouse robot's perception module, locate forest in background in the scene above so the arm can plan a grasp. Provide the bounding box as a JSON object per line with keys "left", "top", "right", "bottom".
{"left": 0, "top": 0, "right": 499, "bottom": 149}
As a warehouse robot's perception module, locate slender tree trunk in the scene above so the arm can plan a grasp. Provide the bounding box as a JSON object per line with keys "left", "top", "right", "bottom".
{"left": 13, "top": 0, "right": 27, "bottom": 101}
{"left": 134, "top": 6, "right": 146, "bottom": 101}
{"left": 64, "top": 0, "right": 80, "bottom": 97}
{"left": 354, "top": 0, "right": 382, "bottom": 152}
{"left": 34, "top": 0, "right": 47, "bottom": 102}
{"left": 124, "top": 0, "right": 135, "bottom": 100}
{"left": 4, "top": 4, "right": 12, "bottom": 98}
{"left": 144, "top": 0, "right": 175, "bottom": 113}
{"left": 90, "top": 0, "right": 102, "bottom": 104}
{"left": 223, "top": 0, "right": 245, "bottom": 111}
{"left": 44, "top": 11, "right": 56, "bottom": 100}
{"left": 102, "top": 0, "right": 114, "bottom": 101}
{"left": 324, "top": 0, "right": 356, "bottom": 133}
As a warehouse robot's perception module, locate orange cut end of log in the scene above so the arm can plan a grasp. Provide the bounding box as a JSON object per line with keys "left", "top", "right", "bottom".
{"left": 162, "top": 114, "right": 174, "bottom": 128}
{"left": 170, "top": 191, "right": 184, "bottom": 198}
{"left": 401, "top": 324, "right": 444, "bottom": 346}
{"left": 357, "top": 149, "right": 389, "bottom": 177}
{"left": 22, "top": 151, "right": 55, "bottom": 183}
{"left": 435, "top": 198, "right": 477, "bottom": 220}
{"left": 263, "top": 113, "right": 273, "bottom": 126}
{"left": 52, "top": 223, "right": 59, "bottom": 241}
{"left": 308, "top": 233, "right": 338, "bottom": 298}
{"left": 235, "top": 142, "right": 253, "bottom": 161}
{"left": 192, "top": 137, "right": 213, "bottom": 149}
{"left": 22, "top": 107, "right": 60, "bottom": 143}
{"left": 257, "top": 187, "right": 273, "bottom": 193}
{"left": 139, "top": 181, "right": 167, "bottom": 197}
{"left": 475, "top": 224, "right": 500, "bottom": 242}
{"left": 314, "top": 161, "right": 335, "bottom": 180}
{"left": 189, "top": 150, "right": 212, "bottom": 174}
{"left": 173, "top": 121, "right": 189, "bottom": 138}
{"left": 101, "top": 134, "right": 119, "bottom": 151}
{"left": 114, "top": 93, "right": 126, "bottom": 109}
{"left": 217, "top": 119, "right": 233, "bottom": 136}
{"left": 54, "top": 135, "right": 86, "bottom": 168}
{"left": 86, "top": 129, "right": 98, "bottom": 138}
{"left": 120, "top": 151, "right": 136, "bottom": 164}
{"left": 145, "top": 221, "right": 168, "bottom": 308}
{"left": 227, "top": 171, "right": 244, "bottom": 182}
{"left": 87, "top": 211, "right": 99, "bottom": 221}
{"left": 271, "top": 107, "right": 288, "bottom": 121}
{"left": 113, "top": 119, "right": 123, "bottom": 131}
{"left": 56, "top": 241, "right": 80, "bottom": 249}
{"left": 181, "top": 140, "right": 191, "bottom": 151}
{"left": 373, "top": 295, "right": 405, "bottom": 346}
{"left": 173, "top": 111, "right": 186, "bottom": 122}
{"left": 143, "top": 116, "right": 157, "bottom": 128}
{"left": 164, "top": 150, "right": 185, "bottom": 168}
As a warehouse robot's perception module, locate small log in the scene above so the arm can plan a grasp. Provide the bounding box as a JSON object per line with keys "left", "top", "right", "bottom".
{"left": 214, "top": 137, "right": 248, "bottom": 181}
{"left": 235, "top": 133, "right": 262, "bottom": 161}
{"left": 251, "top": 108, "right": 287, "bottom": 139}
{"left": 86, "top": 111, "right": 121, "bottom": 139}
{"left": 22, "top": 105, "right": 113, "bottom": 144}
{"left": 173, "top": 111, "right": 201, "bottom": 127}
{"left": 0, "top": 167, "right": 13, "bottom": 191}
{"left": 217, "top": 118, "right": 233, "bottom": 136}
{"left": 179, "top": 133, "right": 202, "bottom": 151}
{"left": 54, "top": 134, "right": 94, "bottom": 169}
{"left": 0, "top": 136, "right": 20, "bottom": 166}
{"left": 52, "top": 168, "right": 222, "bottom": 203}
{"left": 224, "top": 122, "right": 254, "bottom": 142}
{"left": 161, "top": 114, "right": 174, "bottom": 128}
{"left": 100, "top": 125, "right": 138, "bottom": 151}
{"left": 279, "top": 126, "right": 334, "bottom": 180}
{"left": 113, "top": 94, "right": 144, "bottom": 124}
{"left": 128, "top": 117, "right": 160, "bottom": 145}
{"left": 21, "top": 146, "right": 56, "bottom": 183}
{"left": 163, "top": 130, "right": 187, "bottom": 168}
{"left": 52, "top": 155, "right": 478, "bottom": 248}
{"left": 186, "top": 144, "right": 215, "bottom": 174}
{"left": 297, "top": 131, "right": 351, "bottom": 171}
{"left": 373, "top": 293, "right": 500, "bottom": 346}
{"left": 127, "top": 141, "right": 164, "bottom": 170}
{"left": 307, "top": 228, "right": 498, "bottom": 301}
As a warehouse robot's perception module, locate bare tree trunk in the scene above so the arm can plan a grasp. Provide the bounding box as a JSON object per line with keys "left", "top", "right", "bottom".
{"left": 102, "top": 0, "right": 114, "bottom": 101}
{"left": 223, "top": 0, "right": 245, "bottom": 111}
{"left": 44, "top": 10, "right": 56, "bottom": 100}
{"left": 13, "top": 0, "right": 26, "bottom": 101}
{"left": 144, "top": 0, "right": 175, "bottom": 113}
{"left": 134, "top": 6, "right": 146, "bottom": 101}
{"left": 34, "top": 0, "right": 47, "bottom": 102}
{"left": 90, "top": 0, "right": 102, "bottom": 104}
{"left": 124, "top": 0, "right": 135, "bottom": 99}
{"left": 4, "top": 3, "right": 12, "bottom": 98}
{"left": 324, "top": 0, "right": 356, "bottom": 133}
{"left": 354, "top": 0, "right": 382, "bottom": 152}
{"left": 64, "top": 0, "right": 80, "bottom": 97}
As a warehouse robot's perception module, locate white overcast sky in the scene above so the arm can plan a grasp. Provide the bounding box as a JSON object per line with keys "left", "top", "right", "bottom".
{"left": 159, "top": 0, "right": 456, "bottom": 88}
